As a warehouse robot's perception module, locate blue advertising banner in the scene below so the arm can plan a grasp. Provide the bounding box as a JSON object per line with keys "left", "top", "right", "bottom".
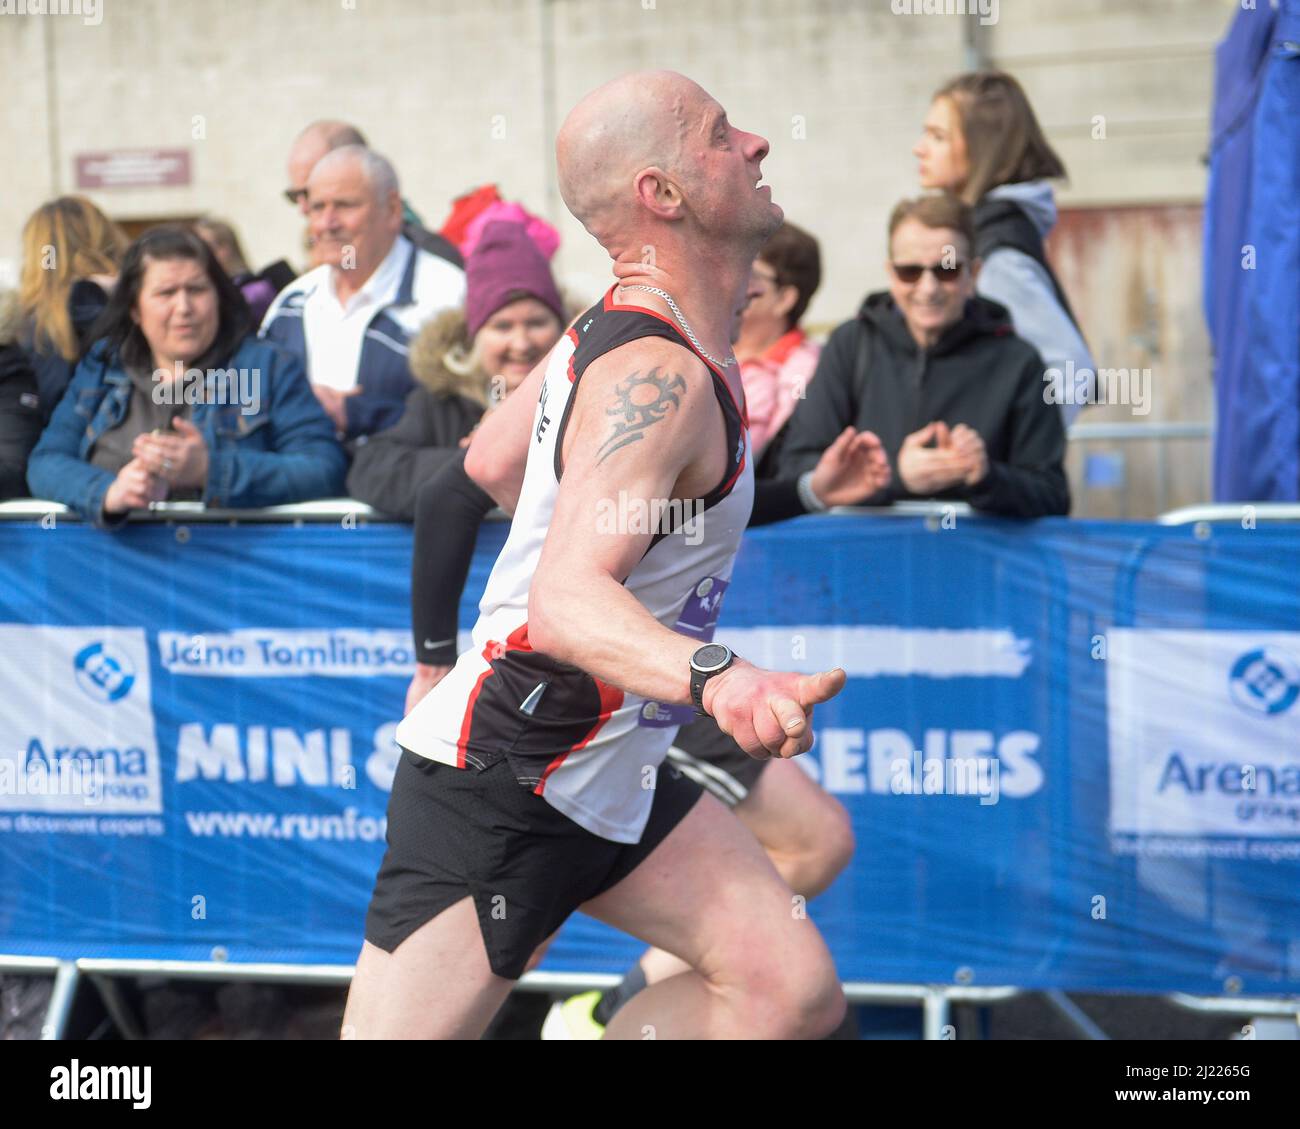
{"left": 1, "top": 515, "right": 1298, "bottom": 994}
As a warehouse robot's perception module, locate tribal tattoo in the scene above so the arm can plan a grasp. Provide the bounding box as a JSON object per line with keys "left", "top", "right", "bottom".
{"left": 596, "top": 368, "right": 688, "bottom": 464}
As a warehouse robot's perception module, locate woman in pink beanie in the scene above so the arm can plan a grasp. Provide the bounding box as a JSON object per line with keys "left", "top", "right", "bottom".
{"left": 346, "top": 220, "right": 568, "bottom": 519}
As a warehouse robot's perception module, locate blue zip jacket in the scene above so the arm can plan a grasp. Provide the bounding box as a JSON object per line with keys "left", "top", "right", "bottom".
{"left": 27, "top": 336, "right": 348, "bottom": 527}
{"left": 259, "top": 238, "right": 466, "bottom": 439}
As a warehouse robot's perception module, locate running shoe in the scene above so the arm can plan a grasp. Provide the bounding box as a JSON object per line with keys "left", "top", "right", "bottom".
{"left": 540, "top": 991, "right": 606, "bottom": 1040}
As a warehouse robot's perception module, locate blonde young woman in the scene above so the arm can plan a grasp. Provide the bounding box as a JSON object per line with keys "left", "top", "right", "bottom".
{"left": 914, "top": 71, "right": 1096, "bottom": 424}
{"left": 18, "top": 196, "right": 127, "bottom": 421}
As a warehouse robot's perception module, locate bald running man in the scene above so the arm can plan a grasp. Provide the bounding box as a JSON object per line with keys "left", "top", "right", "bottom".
{"left": 343, "top": 71, "right": 849, "bottom": 1040}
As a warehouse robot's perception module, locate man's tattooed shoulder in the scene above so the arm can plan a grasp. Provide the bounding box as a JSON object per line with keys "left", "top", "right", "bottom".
{"left": 596, "top": 367, "right": 689, "bottom": 465}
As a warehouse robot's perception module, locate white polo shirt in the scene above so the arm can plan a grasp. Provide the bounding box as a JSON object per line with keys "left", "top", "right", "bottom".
{"left": 302, "top": 235, "right": 413, "bottom": 391}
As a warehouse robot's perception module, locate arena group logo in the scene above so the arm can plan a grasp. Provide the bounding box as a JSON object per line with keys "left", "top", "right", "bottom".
{"left": 1228, "top": 648, "right": 1300, "bottom": 717}
{"left": 0, "top": 626, "right": 161, "bottom": 815}
{"left": 1107, "top": 629, "right": 1300, "bottom": 840}
{"left": 74, "top": 641, "right": 135, "bottom": 704}
{"left": 0, "top": 751, "right": 105, "bottom": 805}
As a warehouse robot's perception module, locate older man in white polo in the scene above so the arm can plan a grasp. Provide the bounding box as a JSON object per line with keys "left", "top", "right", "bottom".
{"left": 262, "top": 146, "right": 465, "bottom": 441}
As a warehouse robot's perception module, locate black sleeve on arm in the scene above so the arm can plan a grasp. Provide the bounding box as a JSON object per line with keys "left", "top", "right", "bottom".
{"left": 346, "top": 388, "right": 482, "bottom": 520}
{"left": 0, "top": 349, "right": 42, "bottom": 500}
{"left": 411, "top": 450, "right": 497, "bottom": 666}
{"left": 772, "top": 322, "right": 861, "bottom": 480}
{"left": 747, "top": 320, "right": 897, "bottom": 526}
{"left": 747, "top": 477, "right": 806, "bottom": 527}
{"left": 962, "top": 352, "right": 1071, "bottom": 518}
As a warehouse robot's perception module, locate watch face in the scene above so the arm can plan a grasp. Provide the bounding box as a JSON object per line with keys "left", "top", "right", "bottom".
{"left": 692, "top": 643, "right": 731, "bottom": 673}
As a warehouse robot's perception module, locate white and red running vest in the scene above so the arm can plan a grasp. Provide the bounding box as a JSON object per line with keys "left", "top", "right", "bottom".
{"left": 396, "top": 287, "right": 754, "bottom": 842}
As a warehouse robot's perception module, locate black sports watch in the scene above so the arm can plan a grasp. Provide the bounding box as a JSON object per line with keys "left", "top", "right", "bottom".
{"left": 690, "top": 643, "right": 735, "bottom": 715}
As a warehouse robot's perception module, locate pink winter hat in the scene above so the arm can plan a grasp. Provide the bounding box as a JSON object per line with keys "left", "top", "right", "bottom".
{"left": 465, "top": 220, "right": 564, "bottom": 339}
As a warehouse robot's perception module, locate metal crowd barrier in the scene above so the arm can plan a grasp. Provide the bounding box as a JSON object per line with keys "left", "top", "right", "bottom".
{"left": 0, "top": 498, "right": 384, "bottom": 524}
{"left": 1158, "top": 503, "right": 1300, "bottom": 527}
{"left": 0, "top": 498, "right": 977, "bottom": 523}
{"left": 0, "top": 952, "right": 1027, "bottom": 1041}
{"left": 4, "top": 493, "right": 1297, "bottom": 1039}
{"left": 6, "top": 948, "right": 1297, "bottom": 1041}
{"left": 1066, "top": 421, "right": 1214, "bottom": 519}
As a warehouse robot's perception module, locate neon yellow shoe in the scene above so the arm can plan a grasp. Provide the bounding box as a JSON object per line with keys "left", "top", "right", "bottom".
{"left": 540, "top": 991, "right": 606, "bottom": 1040}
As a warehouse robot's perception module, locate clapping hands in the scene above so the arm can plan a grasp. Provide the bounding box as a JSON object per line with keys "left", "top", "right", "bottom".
{"left": 897, "top": 421, "right": 987, "bottom": 495}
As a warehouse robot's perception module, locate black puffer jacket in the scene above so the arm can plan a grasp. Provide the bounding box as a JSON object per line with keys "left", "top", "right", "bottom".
{"left": 0, "top": 293, "right": 43, "bottom": 501}
{"left": 19, "top": 278, "right": 109, "bottom": 424}
{"left": 778, "top": 292, "right": 1069, "bottom": 517}
{"left": 345, "top": 307, "right": 486, "bottom": 520}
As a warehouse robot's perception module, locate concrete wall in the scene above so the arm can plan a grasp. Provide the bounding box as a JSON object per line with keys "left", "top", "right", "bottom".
{"left": 1, "top": 0, "right": 1231, "bottom": 317}
{"left": 0, "top": 0, "right": 1236, "bottom": 515}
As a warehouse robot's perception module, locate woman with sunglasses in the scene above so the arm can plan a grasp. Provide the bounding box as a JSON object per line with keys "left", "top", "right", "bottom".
{"left": 778, "top": 194, "right": 1069, "bottom": 519}
{"left": 914, "top": 71, "right": 1095, "bottom": 425}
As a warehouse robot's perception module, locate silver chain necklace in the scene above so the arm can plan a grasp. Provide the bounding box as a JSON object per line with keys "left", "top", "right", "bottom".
{"left": 619, "top": 285, "right": 736, "bottom": 368}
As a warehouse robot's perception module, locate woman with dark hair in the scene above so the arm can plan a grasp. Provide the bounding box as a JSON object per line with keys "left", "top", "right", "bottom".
{"left": 27, "top": 225, "right": 347, "bottom": 527}
{"left": 914, "top": 71, "right": 1096, "bottom": 424}
{"left": 194, "top": 217, "right": 283, "bottom": 326}
{"left": 732, "top": 221, "right": 824, "bottom": 470}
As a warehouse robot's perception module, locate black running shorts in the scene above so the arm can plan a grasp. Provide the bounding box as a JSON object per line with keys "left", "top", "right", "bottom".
{"left": 364, "top": 750, "right": 703, "bottom": 980}
{"left": 667, "top": 714, "right": 770, "bottom": 807}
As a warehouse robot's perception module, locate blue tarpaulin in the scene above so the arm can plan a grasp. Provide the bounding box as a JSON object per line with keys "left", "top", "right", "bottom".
{"left": 1, "top": 515, "right": 1298, "bottom": 994}
{"left": 1207, "top": 0, "right": 1300, "bottom": 501}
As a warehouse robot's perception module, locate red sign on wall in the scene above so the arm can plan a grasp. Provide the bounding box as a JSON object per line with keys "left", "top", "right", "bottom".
{"left": 75, "top": 149, "right": 192, "bottom": 189}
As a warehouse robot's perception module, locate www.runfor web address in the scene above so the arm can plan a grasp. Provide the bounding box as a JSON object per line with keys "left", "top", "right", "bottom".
{"left": 184, "top": 809, "right": 387, "bottom": 841}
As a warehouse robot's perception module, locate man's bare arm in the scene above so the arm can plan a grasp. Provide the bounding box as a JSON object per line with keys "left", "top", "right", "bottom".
{"left": 463, "top": 349, "right": 552, "bottom": 515}
{"left": 528, "top": 341, "right": 843, "bottom": 759}
{"left": 528, "top": 343, "right": 706, "bottom": 703}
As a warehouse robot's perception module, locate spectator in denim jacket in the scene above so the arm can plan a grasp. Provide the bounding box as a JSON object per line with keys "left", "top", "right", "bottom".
{"left": 27, "top": 225, "right": 346, "bottom": 527}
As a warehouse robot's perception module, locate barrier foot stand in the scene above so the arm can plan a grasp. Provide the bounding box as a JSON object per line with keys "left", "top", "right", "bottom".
{"left": 922, "top": 988, "right": 951, "bottom": 1040}
{"left": 1042, "top": 990, "right": 1109, "bottom": 1039}
{"left": 41, "top": 962, "right": 80, "bottom": 1041}
{"left": 89, "top": 973, "right": 146, "bottom": 1039}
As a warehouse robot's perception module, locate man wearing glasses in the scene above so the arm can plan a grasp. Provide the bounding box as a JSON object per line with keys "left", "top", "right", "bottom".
{"left": 283, "top": 120, "right": 463, "bottom": 270}
{"left": 778, "top": 194, "right": 1069, "bottom": 518}
{"left": 262, "top": 145, "right": 465, "bottom": 441}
